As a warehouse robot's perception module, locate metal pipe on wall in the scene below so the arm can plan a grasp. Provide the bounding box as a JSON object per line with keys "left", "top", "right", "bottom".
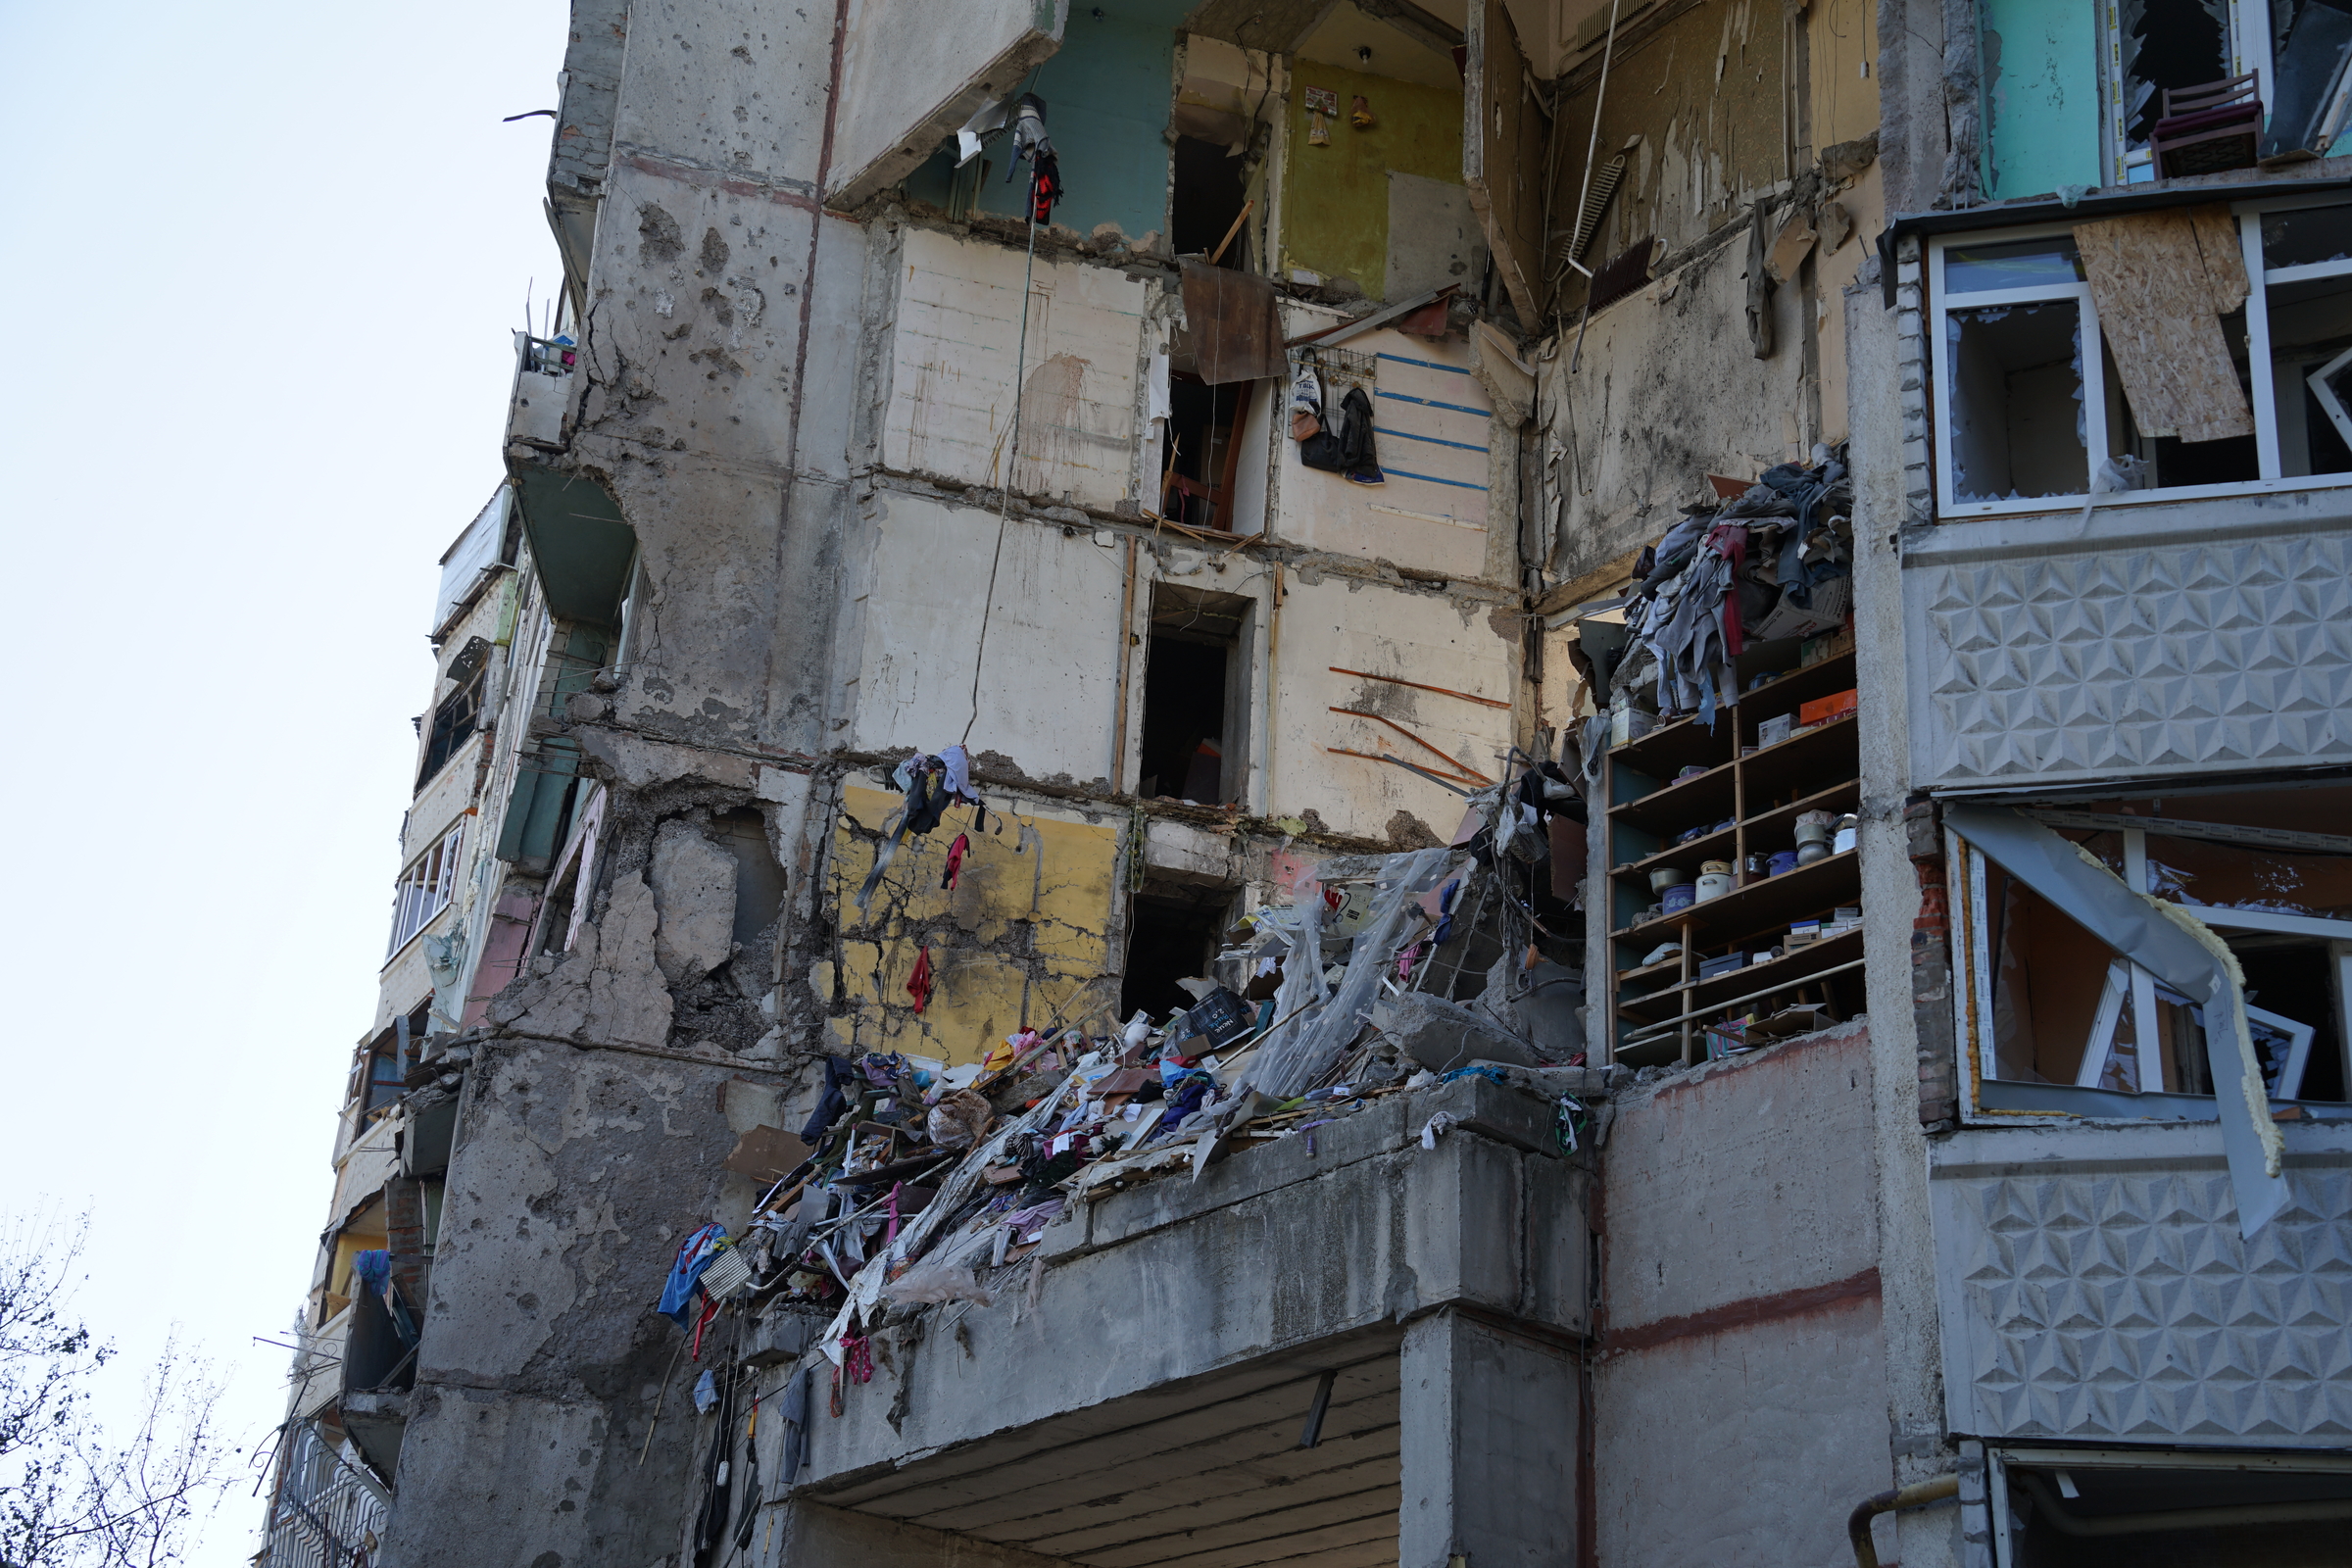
{"left": 1847, "top": 1474, "right": 1958, "bottom": 1567}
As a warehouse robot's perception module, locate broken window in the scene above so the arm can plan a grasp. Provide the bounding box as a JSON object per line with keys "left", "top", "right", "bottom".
{"left": 2261, "top": 0, "right": 2352, "bottom": 161}
{"left": 1932, "top": 201, "right": 2352, "bottom": 513}
{"left": 1952, "top": 786, "right": 2352, "bottom": 1118}
{"left": 1945, "top": 297, "right": 2090, "bottom": 503}
{"left": 1136, "top": 585, "right": 1251, "bottom": 805}
{"left": 387, "top": 822, "right": 465, "bottom": 960}
{"left": 415, "top": 646, "right": 487, "bottom": 792}
{"left": 2103, "top": 0, "right": 2237, "bottom": 182}
{"left": 2261, "top": 203, "right": 2352, "bottom": 475}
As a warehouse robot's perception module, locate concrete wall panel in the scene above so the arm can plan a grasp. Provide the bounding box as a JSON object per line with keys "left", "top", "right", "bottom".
{"left": 612, "top": 0, "right": 838, "bottom": 191}
{"left": 1602, "top": 1023, "right": 1881, "bottom": 1329}
{"left": 1931, "top": 1119, "right": 2352, "bottom": 1446}
{"left": 883, "top": 226, "right": 1148, "bottom": 511}
{"left": 845, "top": 492, "right": 1125, "bottom": 781}
{"left": 1268, "top": 572, "right": 1515, "bottom": 842}
{"left": 589, "top": 160, "right": 812, "bottom": 466}
{"left": 1592, "top": 1298, "right": 1892, "bottom": 1568}
{"left": 1276, "top": 323, "right": 1495, "bottom": 579}
{"left": 382, "top": 1040, "right": 764, "bottom": 1567}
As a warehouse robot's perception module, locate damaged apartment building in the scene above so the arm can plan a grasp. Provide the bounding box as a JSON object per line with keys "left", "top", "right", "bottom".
{"left": 260, "top": 2, "right": 2352, "bottom": 1566}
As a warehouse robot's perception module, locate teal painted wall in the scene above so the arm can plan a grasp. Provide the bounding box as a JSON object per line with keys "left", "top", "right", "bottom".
{"left": 1979, "top": 0, "right": 2102, "bottom": 199}
{"left": 903, "top": 0, "right": 1194, "bottom": 242}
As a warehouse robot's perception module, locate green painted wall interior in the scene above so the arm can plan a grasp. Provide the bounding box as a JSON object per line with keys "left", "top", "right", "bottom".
{"left": 1280, "top": 58, "right": 1465, "bottom": 299}
{"left": 902, "top": 0, "right": 1195, "bottom": 242}
{"left": 1978, "top": 0, "right": 2101, "bottom": 199}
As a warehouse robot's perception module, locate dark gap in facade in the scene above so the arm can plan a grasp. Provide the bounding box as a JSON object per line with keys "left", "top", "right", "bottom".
{"left": 1139, "top": 584, "right": 1252, "bottom": 805}
{"left": 1121, "top": 892, "right": 1230, "bottom": 1023}
{"left": 1161, "top": 376, "right": 1250, "bottom": 530}
{"left": 1169, "top": 133, "right": 1249, "bottom": 266}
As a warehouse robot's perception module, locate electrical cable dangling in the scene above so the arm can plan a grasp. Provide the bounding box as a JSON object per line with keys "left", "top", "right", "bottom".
{"left": 963, "top": 94, "right": 1066, "bottom": 745}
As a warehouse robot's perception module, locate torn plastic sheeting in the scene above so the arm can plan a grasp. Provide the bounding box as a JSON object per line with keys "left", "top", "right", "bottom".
{"left": 1244, "top": 848, "right": 1455, "bottom": 1100}
{"left": 815, "top": 1067, "right": 1083, "bottom": 1364}
{"left": 1945, "top": 806, "right": 2287, "bottom": 1239}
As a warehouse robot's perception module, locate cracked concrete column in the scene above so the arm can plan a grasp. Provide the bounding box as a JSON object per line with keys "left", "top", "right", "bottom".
{"left": 1397, "top": 1308, "right": 1581, "bottom": 1568}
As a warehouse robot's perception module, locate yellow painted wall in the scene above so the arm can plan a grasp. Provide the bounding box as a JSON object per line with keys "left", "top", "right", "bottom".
{"left": 824, "top": 784, "right": 1122, "bottom": 1064}
{"left": 1807, "top": 0, "right": 1880, "bottom": 153}
{"left": 1282, "top": 61, "right": 1465, "bottom": 297}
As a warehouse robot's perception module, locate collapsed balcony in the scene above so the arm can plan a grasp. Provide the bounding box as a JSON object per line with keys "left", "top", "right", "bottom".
{"left": 640, "top": 817, "right": 1599, "bottom": 1563}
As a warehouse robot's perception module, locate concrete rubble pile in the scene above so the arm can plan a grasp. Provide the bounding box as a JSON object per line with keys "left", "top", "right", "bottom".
{"left": 653, "top": 772, "right": 1602, "bottom": 1441}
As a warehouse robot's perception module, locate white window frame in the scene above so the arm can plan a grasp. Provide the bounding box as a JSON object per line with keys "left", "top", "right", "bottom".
{"left": 1949, "top": 821, "right": 2352, "bottom": 1119}
{"left": 2098, "top": 0, "right": 2273, "bottom": 187}
{"left": 1930, "top": 195, "right": 2352, "bottom": 517}
{"left": 387, "top": 821, "right": 466, "bottom": 962}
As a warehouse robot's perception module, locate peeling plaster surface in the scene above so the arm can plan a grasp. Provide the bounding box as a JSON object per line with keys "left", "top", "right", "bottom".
{"left": 1545, "top": 236, "right": 1810, "bottom": 575}
{"left": 825, "top": 781, "right": 1120, "bottom": 1063}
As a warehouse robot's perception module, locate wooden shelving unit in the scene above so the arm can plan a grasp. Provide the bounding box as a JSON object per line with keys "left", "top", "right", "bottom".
{"left": 1605, "top": 644, "right": 1865, "bottom": 1066}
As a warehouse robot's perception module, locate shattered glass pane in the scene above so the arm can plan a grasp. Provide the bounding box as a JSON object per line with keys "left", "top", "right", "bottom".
{"left": 1947, "top": 302, "right": 2089, "bottom": 501}
{"left": 2263, "top": 202, "right": 2352, "bottom": 270}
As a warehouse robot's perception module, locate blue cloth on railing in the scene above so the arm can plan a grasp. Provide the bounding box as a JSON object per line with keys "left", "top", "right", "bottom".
{"left": 657, "top": 1223, "right": 729, "bottom": 1327}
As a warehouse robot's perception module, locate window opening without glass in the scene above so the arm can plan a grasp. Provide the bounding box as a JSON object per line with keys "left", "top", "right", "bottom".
{"left": 1930, "top": 201, "right": 2352, "bottom": 514}
{"left": 1137, "top": 584, "right": 1251, "bottom": 807}
{"left": 1952, "top": 785, "right": 2352, "bottom": 1116}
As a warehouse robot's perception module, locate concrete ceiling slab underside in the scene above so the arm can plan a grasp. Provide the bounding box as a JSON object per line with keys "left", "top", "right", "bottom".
{"left": 813, "top": 1332, "right": 1403, "bottom": 1568}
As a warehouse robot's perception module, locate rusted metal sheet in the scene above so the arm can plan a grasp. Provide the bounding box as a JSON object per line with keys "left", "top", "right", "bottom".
{"left": 1180, "top": 262, "right": 1287, "bottom": 385}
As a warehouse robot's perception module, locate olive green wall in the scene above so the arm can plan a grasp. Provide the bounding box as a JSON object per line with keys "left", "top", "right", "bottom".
{"left": 1282, "top": 60, "right": 1465, "bottom": 298}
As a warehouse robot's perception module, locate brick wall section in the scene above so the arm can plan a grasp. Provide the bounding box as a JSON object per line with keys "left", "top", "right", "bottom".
{"left": 1906, "top": 795, "right": 1957, "bottom": 1127}
{"left": 384, "top": 1176, "right": 432, "bottom": 1315}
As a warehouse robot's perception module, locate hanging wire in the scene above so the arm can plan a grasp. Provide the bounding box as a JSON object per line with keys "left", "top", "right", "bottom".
{"left": 961, "top": 170, "right": 1042, "bottom": 746}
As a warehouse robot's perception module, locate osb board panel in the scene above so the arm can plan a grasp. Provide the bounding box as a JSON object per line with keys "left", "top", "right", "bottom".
{"left": 2073, "top": 206, "right": 2254, "bottom": 443}
{"left": 1551, "top": 0, "right": 1794, "bottom": 286}
{"left": 883, "top": 227, "right": 1148, "bottom": 510}
{"left": 824, "top": 783, "right": 1120, "bottom": 1063}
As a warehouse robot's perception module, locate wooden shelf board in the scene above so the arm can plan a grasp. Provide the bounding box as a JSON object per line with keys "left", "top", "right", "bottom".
{"left": 1738, "top": 648, "right": 1857, "bottom": 717}
{"left": 1613, "top": 820, "right": 1740, "bottom": 884}
{"left": 1611, "top": 847, "right": 1861, "bottom": 944}
{"left": 1616, "top": 927, "right": 1865, "bottom": 1023}
{"left": 1609, "top": 757, "right": 1738, "bottom": 831}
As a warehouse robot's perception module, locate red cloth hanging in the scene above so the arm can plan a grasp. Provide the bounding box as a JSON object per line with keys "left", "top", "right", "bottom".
{"left": 906, "top": 946, "right": 934, "bottom": 1013}
{"left": 941, "top": 832, "right": 970, "bottom": 891}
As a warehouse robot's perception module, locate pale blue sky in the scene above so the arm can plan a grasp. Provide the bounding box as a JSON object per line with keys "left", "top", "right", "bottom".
{"left": 0, "top": 1, "right": 565, "bottom": 1556}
